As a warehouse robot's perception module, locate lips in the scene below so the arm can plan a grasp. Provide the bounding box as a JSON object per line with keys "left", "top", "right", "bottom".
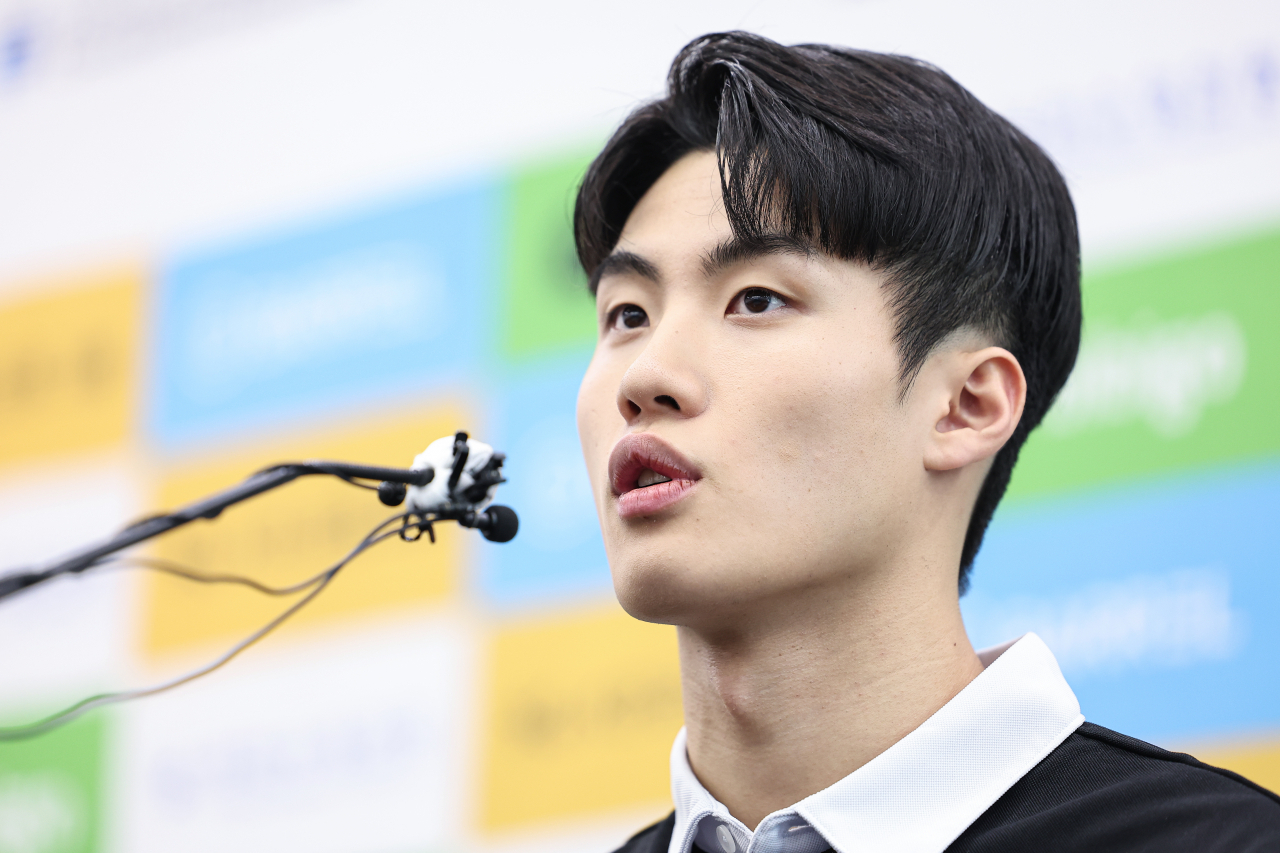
{"left": 608, "top": 433, "right": 702, "bottom": 519}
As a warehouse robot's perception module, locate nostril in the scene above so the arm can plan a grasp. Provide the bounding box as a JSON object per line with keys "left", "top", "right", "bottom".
{"left": 655, "top": 395, "right": 680, "bottom": 411}
{"left": 626, "top": 399, "right": 642, "bottom": 417}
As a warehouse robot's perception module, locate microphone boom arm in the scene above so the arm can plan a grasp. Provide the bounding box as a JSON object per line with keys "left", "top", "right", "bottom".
{"left": 0, "top": 461, "right": 435, "bottom": 603}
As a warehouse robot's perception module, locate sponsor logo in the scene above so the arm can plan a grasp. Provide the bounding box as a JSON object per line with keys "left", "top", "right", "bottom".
{"left": 481, "top": 607, "right": 680, "bottom": 829}
{"left": 1046, "top": 313, "right": 1246, "bottom": 438}
{"left": 1010, "top": 226, "right": 1279, "bottom": 499}
{"left": 122, "top": 622, "right": 469, "bottom": 853}
{"left": 0, "top": 717, "right": 104, "bottom": 853}
{"left": 153, "top": 186, "right": 496, "bottom": 445}
{"left": 0, "top": 272, "right": 140, "bottom": 467}
{"left": 177, "top": 249, "right": 433, "bottom": 407}
{"left": 973, "top": 567, "right": 1244, "bottom": 675}
{"left": 0, "top": 772, "right": 84, "bottom": 853}
{"left": 968, "top": 464, "right": 1280, "bottom": 742}
{"left": 1013, "top": 47, "right": 1279, "bottom": 176}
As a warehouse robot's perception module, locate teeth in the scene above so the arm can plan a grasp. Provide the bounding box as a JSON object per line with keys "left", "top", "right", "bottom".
{"left": 637, "top": 468, "right": 673, "bottom": 488}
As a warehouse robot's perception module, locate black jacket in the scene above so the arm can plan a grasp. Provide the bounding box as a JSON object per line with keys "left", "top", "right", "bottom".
{"left": 613, "top": 723, "right": 1280, "bottom": 853}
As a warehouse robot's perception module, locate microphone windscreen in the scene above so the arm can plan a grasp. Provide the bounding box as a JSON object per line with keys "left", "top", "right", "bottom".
{"left": 480, "top": 505, "right": 519, "bottom": 543}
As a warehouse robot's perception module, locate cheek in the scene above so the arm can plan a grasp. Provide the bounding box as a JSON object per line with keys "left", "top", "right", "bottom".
{"left": 717, "top": 334, "right": 903, "bottom": 509}
{"left": 576, "top": 354, "right": 620, "bottom": 494}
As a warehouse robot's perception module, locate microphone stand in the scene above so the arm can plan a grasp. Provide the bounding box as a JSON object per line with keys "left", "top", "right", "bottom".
{"left": 0, "top": 461, "right": 435, "bottom": 603}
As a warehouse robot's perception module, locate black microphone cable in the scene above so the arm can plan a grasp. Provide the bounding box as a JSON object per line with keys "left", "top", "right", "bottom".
{"left": 102, "top": 556, "right": 330, "bottom": 596}
{"left": 0, "top": 510, "right": 427, "bottom": 742}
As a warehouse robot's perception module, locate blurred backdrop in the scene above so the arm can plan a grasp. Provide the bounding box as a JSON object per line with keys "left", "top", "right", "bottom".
{"left": 1, "top": 1, "right": 1278, "bottom": 851}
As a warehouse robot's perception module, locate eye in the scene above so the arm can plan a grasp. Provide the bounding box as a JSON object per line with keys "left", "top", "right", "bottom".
{"left": 728, "top": 287, "right": 787, "bottom": 315}
{"left": 607, "top": 303, "right": 649, "bottom": 331}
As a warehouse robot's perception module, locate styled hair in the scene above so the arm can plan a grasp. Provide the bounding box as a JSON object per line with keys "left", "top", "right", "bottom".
{"left": 573, "top": 32, "right": 1081, "bottom": 592}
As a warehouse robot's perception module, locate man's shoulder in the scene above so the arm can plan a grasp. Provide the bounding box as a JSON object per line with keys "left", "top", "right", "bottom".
{"left": 612, "top": 812, "right": 676, "bottom": 853}
{"left": 610, "top": 724, "right": 1280, "bottom": 853}
{"left": 948, "top": 721, "right": 1280, "bottom": 852}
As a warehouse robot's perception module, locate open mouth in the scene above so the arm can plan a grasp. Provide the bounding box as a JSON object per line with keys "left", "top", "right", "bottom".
{"left": 608, "top": 434, "right": 701, "bottom": 519}
{"left": 637, "top": 468, "right": 674, "bottom": 488}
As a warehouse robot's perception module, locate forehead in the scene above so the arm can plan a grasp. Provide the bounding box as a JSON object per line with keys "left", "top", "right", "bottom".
{"left": 614, "top": 151, "right": 730, "bottom": 262}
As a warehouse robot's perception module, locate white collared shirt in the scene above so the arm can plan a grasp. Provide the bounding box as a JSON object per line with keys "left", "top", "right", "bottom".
{"left": 668, "top": 633, "right": 1084, "bottom": 853}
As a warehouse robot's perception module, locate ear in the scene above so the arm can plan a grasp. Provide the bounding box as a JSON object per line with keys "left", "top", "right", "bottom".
{"left": 923, "top": 347, "right": 1026, "bottom": 472}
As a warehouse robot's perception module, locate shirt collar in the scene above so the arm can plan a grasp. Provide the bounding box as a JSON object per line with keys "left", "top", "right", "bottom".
{"left": 668, "top": 632, "right": 1084, "bottom": 853}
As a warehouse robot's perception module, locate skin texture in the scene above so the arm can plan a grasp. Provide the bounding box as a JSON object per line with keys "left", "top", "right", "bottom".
{"left": 577, "top": 151, "right": 1027, "bottom": 830}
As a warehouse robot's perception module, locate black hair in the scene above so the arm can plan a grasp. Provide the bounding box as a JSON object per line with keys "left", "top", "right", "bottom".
{"left": 573, "top": 32, "right": 1081, "bottom": 593}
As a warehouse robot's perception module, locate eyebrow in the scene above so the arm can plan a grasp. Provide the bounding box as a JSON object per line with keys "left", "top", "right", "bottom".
{"left": 701, "top": 233, "right": 817, "bottom": 278}
{"left": 588, "top": 233, "right": 816, "bottom": 295}
{"left": 588, "top": 251, "right": 659, "bottom": 295}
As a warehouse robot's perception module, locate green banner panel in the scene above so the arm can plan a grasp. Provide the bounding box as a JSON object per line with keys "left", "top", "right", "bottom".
{"left": 0, "top": 714, "right": 105, "bottom": 853}
{"left": 1009, "top": 223, "right": 1280, "bottom": 500}
{"left": 500, "top": 151, "right": 598, "bottom": 361}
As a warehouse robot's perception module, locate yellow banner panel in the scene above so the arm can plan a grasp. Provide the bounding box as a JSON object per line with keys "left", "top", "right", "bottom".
{"left": 0, "top": 271, "right": 140, "bottom": 467}
{"left": 143, "top": 405, "right": 468, "bottom": 658}
{"left": 1195, "top": 737, "right": 1280, "bottom": 795}
{"left": 481, "top": 605, "right": 681, "bottom": 830}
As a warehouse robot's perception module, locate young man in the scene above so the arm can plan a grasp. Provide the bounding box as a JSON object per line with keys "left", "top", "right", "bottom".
{"left": 572, "top": 32, "right": 1280, "bottom": 853}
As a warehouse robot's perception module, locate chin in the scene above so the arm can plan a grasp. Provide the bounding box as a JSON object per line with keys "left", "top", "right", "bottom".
{"left": 605, "top": 535, "right": 790, "bottom": 630}
{"left": 609, "top": 551, "right": 696, "bottom": 625}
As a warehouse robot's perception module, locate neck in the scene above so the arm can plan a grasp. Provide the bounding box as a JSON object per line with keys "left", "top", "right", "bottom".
{"left": 677, "top": 561, "right": 983, "bottom": 830}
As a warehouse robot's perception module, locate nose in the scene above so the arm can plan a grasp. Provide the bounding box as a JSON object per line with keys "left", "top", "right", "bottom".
{"left": 616, "top": 320, "right": 709, "bottom": 424}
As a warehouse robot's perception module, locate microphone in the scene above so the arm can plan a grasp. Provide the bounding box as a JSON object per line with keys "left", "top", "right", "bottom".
{"left": 367, "top": 431, "right": 519, "bottom": 543}
{"left": 461, "top": 503, "right": 519, "bottom": 543}
{"left": 0, "top": 429, "right": 520, "bottom": 741}
{"left": 1, "top": 431, "right": 518, "bottom": 605}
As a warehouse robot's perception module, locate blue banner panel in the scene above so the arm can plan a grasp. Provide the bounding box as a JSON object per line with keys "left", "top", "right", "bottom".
{"left": 151, "top": 183, "right": 497, "bottom": 446}
{"left": 480, "top": 356, "right": 611, "bottom": 608}
{"left": 964, "top": 461, "right": 1280, "bottom": 745}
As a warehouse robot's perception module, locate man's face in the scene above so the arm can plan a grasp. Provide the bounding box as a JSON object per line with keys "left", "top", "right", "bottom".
{"left": 577, "top": 151, "right": 935, "bottom": 629}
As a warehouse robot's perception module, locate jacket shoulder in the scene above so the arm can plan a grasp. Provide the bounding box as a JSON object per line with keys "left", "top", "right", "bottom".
{"left": 948, "top": 722, "right": 1280, "bottom": 853}
{"left": 612, "top": 812, "right": 676, "bottom": 853}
